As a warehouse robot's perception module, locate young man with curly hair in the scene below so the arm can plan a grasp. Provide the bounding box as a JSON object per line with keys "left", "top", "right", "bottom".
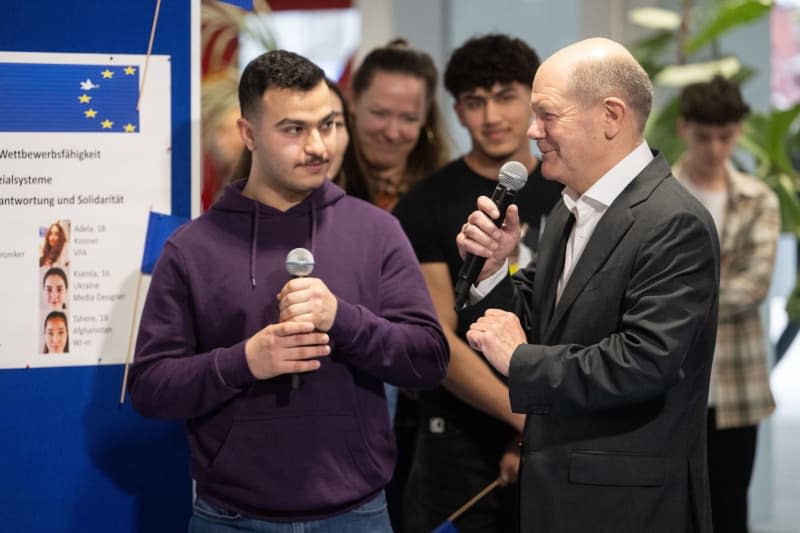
{"left": 394, "top": 34, "right": 562, "bottom": 532}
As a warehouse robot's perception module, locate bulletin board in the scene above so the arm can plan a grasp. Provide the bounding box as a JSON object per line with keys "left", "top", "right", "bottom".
{"left": 0, "top": 2, "right": 194, "bottom": 532}
{"left": 0, "top": 51, "right": 172, "bottom": 370}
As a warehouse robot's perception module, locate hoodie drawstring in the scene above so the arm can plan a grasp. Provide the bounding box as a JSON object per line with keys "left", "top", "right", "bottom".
{"left": 249, "top": 188, "right": 320, "bottom": 289}
{"left": 250, "top": 202, "right": 258, "bottom": 288}
{"left": 309, "top": 195, "right": 317, "bottom": 257}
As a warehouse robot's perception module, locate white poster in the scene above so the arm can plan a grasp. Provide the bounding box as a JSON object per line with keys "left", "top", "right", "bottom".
{"left": 0, "top": 52, "right": 171, "bottom": 369}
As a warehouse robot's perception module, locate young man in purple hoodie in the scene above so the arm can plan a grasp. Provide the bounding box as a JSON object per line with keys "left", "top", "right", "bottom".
{"left": 128, "top": 50, "right": 448, "bottom": 532}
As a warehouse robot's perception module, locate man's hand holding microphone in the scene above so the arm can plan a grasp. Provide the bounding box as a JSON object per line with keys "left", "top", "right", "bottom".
{"left": 244, "top": 248, "right": 334, "bottom": 385}
{"left": 455, "top": 162, "right": 529, "bottom": 377}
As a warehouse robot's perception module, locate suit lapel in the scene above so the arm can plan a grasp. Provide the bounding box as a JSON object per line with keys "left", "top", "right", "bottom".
{"left": 542, "top": 154, "right": 673, "bottom": 343}
{"left": 544, "top": 205, "right": 633, "bottom": 341}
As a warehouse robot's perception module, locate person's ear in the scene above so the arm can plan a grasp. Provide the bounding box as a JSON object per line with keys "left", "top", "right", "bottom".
{"left": 602, "top": 97, "right": 625, "bottom": 139}
{"left": 237, "top": 116, "right": 256, "bottom": 151}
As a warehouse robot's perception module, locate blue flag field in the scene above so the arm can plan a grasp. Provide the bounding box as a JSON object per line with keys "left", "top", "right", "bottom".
{"left": 141, "top": 211, "right": 189, "bottom": 275}
{"left": 0, "top": 62, "right": 140, "bottom": 133}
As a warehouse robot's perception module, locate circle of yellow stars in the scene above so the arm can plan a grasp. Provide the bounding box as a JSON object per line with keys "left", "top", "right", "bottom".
{"left": 77, "top": 66, "right": 138, "bottom": 133}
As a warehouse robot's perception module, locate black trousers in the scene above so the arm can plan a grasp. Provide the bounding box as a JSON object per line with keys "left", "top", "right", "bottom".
{"left": 402, "top": 415, "right": 517, "bottom": 533}
{"left": 387, "top": 393, "right": 419, "bottom": 533}
{"left": 707, "top": 408, "right": 758, "bottom": 533}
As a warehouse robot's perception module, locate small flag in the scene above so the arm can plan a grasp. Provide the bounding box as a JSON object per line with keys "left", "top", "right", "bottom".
{"left": 0, "top": 62, "right": 140, "bottom": 133}
{"left": 217, "top": 0, "right": 253, "bottom": 9}
{"left": 141, "top": 211, "right": 189, "bottom": 274}
{"left": 431, "top": 520, "right": 459, "bottom": 533}
{"left": 430, "top": 479, "right": 499, "bottom": 532}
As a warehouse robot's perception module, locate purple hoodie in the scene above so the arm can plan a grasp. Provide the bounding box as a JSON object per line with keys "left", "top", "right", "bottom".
{"left": 129, "top": 179, "right": 448, "bottom": 521}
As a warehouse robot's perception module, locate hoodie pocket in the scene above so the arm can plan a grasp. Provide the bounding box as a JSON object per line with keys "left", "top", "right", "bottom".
{"left": 205, "top": 413, "right": 384, "bottom": 513}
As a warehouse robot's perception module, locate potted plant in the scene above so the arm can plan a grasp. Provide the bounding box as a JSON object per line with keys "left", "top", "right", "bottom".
{"left": 629, "top": 0, "right": 800, "bottom": 323}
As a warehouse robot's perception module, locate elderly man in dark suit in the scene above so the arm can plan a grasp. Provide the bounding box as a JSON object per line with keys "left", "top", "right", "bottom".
{"left": 457, "top": 38, "right": 719, "bottom": 533}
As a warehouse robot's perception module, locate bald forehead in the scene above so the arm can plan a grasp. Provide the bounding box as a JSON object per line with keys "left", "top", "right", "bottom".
{"left": 544, "top": 39, "right": 632, "bottom": 75}
{"left": 535, "top": 39, "right": 642, "bottom": 94}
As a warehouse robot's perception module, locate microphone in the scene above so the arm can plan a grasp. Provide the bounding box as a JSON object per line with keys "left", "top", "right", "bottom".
{"left": 285, "top": 247, "right": 315, "bottom": 389}
{"left": 454, "top": 161, "right": 528, "bottom": 311}
{"left": 286, "top": 247, "right": 315, "bottom": 278}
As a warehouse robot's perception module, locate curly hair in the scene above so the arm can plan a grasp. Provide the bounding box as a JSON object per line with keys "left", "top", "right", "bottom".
{"left": 238, "top": 49, "right": 326, "bottom": 119}
{"left": 444, "top": 34, "right": 540, "bottom": 99}
{"left": 679, "top": 75, "right": 750, "bottom": 125}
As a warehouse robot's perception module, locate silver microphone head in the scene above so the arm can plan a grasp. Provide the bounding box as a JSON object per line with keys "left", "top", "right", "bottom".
{"left": 498, "top": 161, "right": 528, "bottom": 191}
{"left": 286, "top": 248, "right": 315, "bottom": 277}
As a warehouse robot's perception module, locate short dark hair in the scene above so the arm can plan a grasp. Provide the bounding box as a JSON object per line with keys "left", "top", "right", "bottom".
{"left": 238, "top": 50, "right": 325, "bottom": 119}
{"left": 444, "top": 34, "right": 540, "bottom": 99}
{"left": 679, "top": 75, "right": 750, "bottom": 125}
{"left": 43, "top": 267, "right": 68, "bottom": 289}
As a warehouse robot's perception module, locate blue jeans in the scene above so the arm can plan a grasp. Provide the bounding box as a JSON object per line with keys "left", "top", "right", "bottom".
{"left": 188, "top": 491, "right": 392, "bottom": 533}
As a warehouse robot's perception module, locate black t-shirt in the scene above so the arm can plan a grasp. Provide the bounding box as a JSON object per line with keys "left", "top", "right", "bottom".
{"left": 393, "top": 157, "right": 563, "bottom": 433}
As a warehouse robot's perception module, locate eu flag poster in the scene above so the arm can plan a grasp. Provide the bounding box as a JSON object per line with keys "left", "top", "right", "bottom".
{"left": 0, "top": 52, "right": 172, "bottom": 370}
{"left": 0, "top": 63, "right": 140, "bottom": 133}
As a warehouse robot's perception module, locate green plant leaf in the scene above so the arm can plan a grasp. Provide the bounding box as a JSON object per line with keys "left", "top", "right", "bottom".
{"left": 738, "top": 127, "right": 773, "bottom": 178}
{"left": 787, "top": 275, "right": 800, "bottom": 323}
{"left": 768, "top": 105, "right": 800, "bottom": 176}
{"left": 645, "top": 95, "right": 685, "bottom": 163}
{"left": 630, "top": 30, "right": 675, "bottom": 78}
{"left": 654, "top": 56, "right": 741, "bottom": 86}
{"left": 628, "top": 7, "right": 682, "bottom": 30}
{"left": 685, "top": 0, "right": 772, "bottom": 55}
{"left": 741, "top": 107, "right": 800, "bottom": 235}
{"left": 774, "top": 172, "right": 800, "bottom": 236}
{"left": 742, "top": 105, "right": 800, "bottom": 180}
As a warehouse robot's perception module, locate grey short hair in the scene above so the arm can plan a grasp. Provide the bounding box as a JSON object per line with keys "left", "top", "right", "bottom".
{"left": 569, "top": 57, "right": 653, "bottom": 133}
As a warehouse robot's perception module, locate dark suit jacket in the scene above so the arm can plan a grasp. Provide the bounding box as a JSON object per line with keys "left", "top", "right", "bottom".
{"left": 466, "top": 154, "right": 719, "bottom": 533}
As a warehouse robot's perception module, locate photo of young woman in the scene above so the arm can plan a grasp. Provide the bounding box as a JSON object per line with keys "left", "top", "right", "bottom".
{"left": 39, "top": 220, "right": 70, "bottom": 269}
{"left": 42, "top": 267, "right": 69, "bottom": 311}
{"left": 42, "top": 311, "right": 69, "bottom": 354}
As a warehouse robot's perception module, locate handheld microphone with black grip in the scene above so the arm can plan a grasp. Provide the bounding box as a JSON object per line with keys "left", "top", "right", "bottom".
{"left": 285, "top": 247, "right": 315, "bottom": 390}
{"left": 453, "top": 161, "right": 528, "bottom": 311}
